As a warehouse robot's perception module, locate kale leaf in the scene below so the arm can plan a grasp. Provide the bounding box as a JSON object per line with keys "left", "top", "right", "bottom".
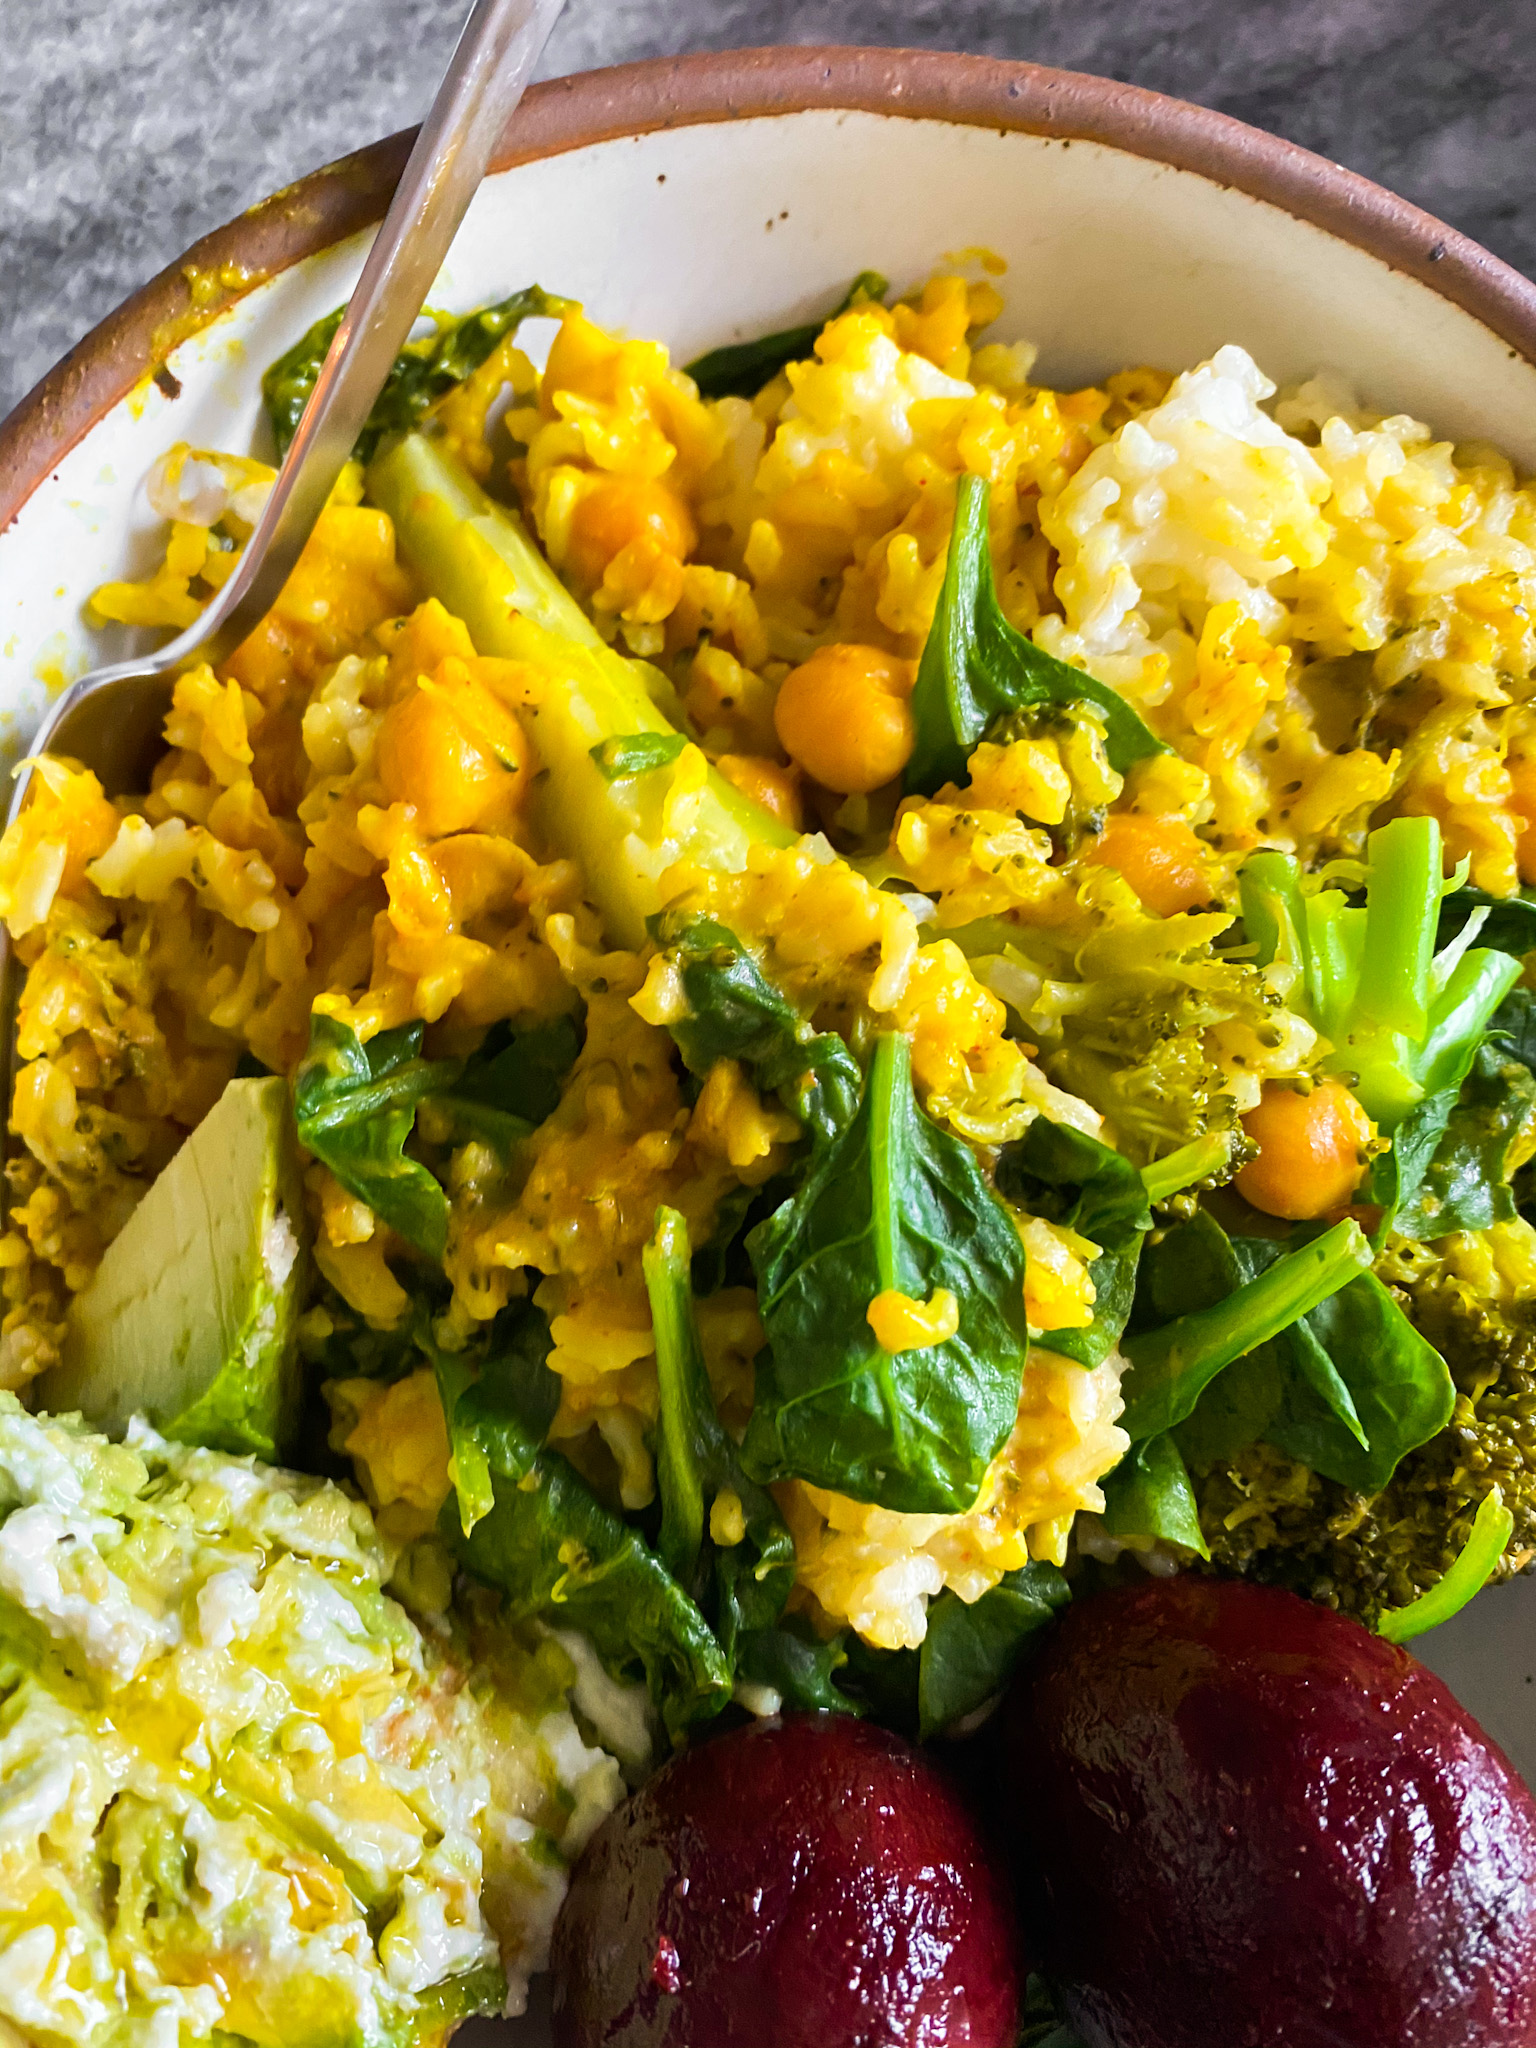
{"left": 684, "top": 271, "right": 888, "bottom": 400}
{"left": 262, "top": 284, "right": 572, "bottom": 463}
{"left": 649, "top": 911, "right": 862, "bottom": 1144}
{"left": 293, "top": 1015, "right": 458, "bottom": 1259}
{"left": 906, "top": 471, "right": 1165, "bottom": 795}
{"left": 744, "top": 1031, "right": 1030, "bottom": 1514}
{"left": 996, "top": 1117, "right": 1153, "bottom": 1366}
{"left": 644, "top": 1208, "right": 796, "bottom": 1666}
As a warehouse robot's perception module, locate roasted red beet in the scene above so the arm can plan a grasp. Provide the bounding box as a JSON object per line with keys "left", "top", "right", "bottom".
{"left": 551, "top": 1712, "right": 1019, "bottom": 2047}
{"left": 1006, "top": 1576, "right": 1536, "bottom": 2048}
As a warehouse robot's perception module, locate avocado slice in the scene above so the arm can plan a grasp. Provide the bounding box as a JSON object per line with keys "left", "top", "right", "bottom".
{"left": 39, "top": 1077, "right": 309, "bottom": 1460}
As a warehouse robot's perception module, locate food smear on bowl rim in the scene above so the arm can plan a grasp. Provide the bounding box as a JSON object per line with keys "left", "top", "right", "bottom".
{"left": 0, "top": 256, "right": 1533, "bottom": 2034}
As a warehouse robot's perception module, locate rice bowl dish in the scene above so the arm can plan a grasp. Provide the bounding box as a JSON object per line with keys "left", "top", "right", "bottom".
{"left": 1, "top": 201, "right": 1534, "bottom": 2044}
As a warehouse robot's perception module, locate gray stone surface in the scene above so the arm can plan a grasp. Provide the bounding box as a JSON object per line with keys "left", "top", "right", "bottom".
{"left": 2, "top": 0, "right": 1533, "bottom": 420}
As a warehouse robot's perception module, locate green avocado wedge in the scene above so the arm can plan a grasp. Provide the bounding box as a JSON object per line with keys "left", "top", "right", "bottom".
{"left": 38, "top": 1078, "right": 309, "bottom": 1460}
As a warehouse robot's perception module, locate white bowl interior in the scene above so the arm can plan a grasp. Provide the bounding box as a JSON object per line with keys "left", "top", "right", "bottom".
{"left": 0, "top": 106, "right": 1531, "bottom": 1964}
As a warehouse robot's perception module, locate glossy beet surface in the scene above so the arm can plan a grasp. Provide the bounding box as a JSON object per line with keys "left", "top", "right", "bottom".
{"left": 1007, "top": 1577, "right": 1536, "bottom": 2048}
{"left": 551, "top": 1712, "right": 1019, "bottom": 2047}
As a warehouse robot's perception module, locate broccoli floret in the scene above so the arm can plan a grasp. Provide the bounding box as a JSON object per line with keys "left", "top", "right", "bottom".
{"left": 1047, "top": 986, "right": 1249, "bottom": 1163}
{"left": 1191, "top": 1248, "right": 1536, "bottom": 1624}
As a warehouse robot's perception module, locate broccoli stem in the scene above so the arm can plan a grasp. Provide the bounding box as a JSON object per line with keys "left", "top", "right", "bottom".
{"left": 1238, "top": 850, "right": 1307, "bottom": 985}
{"left": 1139, "top": 1131, "right": 1233, "bottom": 1206}
{"left": 1239, "top": 817, "right": 1520, "bottom": 1132}
{"left": 367, "top": 434, "right": 793, "bottom": 947}
{"left": 1419, "top": 948, "right": 1523, "bottom": 1097}
{"left": 1359, "top": 816, "right": 1440, "bottom": 1042}
{"left": 1302, "top": 888, "right": 1364, "bottom": 1045}
{"left": 1119, "top": 1218, "right": 1373, "bottom": 1439}
{"left": 1376, "top": 1486, "right": 1515, "bottom": 1642}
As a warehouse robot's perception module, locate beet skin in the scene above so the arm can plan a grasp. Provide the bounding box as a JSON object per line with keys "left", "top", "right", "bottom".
{"left": 1007, "top": 1575, "right": 1536, "bottom": 2048}
{"left": 551, "top": 1711, "right": 1020, "bottom": 2047}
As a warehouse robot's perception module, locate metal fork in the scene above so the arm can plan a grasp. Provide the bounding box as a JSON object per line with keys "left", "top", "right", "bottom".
{"left": 21, "top": 0, "right": 564, "bottom": 799}
{"left": 0, "top": 0, "right": 563, "bottom": 1104}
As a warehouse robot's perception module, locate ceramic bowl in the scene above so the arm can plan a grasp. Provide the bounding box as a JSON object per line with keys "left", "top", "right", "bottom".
{"left": 1, "top": 49, "right": 1533, "bottom": 2016}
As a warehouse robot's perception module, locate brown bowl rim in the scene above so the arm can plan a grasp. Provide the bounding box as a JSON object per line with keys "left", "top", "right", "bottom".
{"left": 4, "top": 41, "right": 1536, "bottom": 537}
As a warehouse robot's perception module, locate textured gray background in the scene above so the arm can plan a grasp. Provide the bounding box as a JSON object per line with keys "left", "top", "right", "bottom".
{"left": 2, "top": 0, "right": 1534, "bottom": 422}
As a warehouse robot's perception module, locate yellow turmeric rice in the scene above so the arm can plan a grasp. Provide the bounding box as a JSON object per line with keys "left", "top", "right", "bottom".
{"left": 4, "top": 263, "right": 1536, "bottom": 1661}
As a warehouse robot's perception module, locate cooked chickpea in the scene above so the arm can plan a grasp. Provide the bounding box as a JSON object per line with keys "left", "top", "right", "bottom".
{"left": 376, "top": 679, "right": 530, "bottom": 836}
{"left": 715, "top": 753, "right": 805, "bottom": 832}
{"left": 1086, "top": 811, "right": 1213, "bottom": 916}
{"left": 773, "top": 642, "right": 916, "bottom": 796}
{"left": 1235, "top": 1079, "right": 1373, "bottom": 1221}
{"left": 564, "top": 476, "right": 697, "bottom": 588}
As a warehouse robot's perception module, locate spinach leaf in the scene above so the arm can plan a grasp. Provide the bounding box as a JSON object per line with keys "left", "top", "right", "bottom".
{"left": 437, "top": 1010, "right": 581, "bottom": 1140}
{"left": 997, "top": 1118, "right": 1152, "bottom": 1366}
{"left": 735, "top": 1617, "right": 862, "bottom": 1714}
{"left": 304, "top": 1283, "right": 435, "bottom": 1386}
{"left": 1099, "top": 1433, "right": 1209, "bottom": 1557}
{"left": 1119, "top": 1219, "right": 1372, "bottom": 1440}
{"left": 840, "top": 1634, "right": 920, "bottom": 1738}
{"left": 1144, "top": 1213, "right": 1457, "bottom": 1493}
{"left": 451, "top": 1456, "right": 732, "bottom": 1741}
{"left": 1366, "top": 1084, "right": 1461, "bottom": 1235}
{"left": 649, "top": 911, "right": 861, "bottom": 1144}
{"left": 1262, "top": 1269, "right": 1456, "bottom": 1492}
{"left": 744, "top": 1032, "right": 1031, "bottom": 1514}
{"left": 446, "top": 1368, "right": 732, "bottom": 1739}
{"left": 688, "top": 1178, "right": 785, "bottom": 1297}
{"left": 1020, "top": 1976, "right": 1091, "bottom": 2048}
{"left": 590, "top": 733, "right": 689, "bottom": 780}
{"left": 916, "top": 1562, "right": 1070, "bottom": 1738}
{"left": 420, "top": 1297, "right": 563, "bottom": 1535}
{"left": 346, "top": 1279, "right": 724, "bottom": 1737}
{"left": 293, "top": 1014, "right": 458, "bottom": 1259}
{"left": 684, "top": 271, "right": 888, "bottom": 399}
{"left": 1151, "top": 1220, "right": 1293, "bottom": 1470}
{"left": 1393, "top": 1042, "right": 1536, "bottom": 1240}
{"left": 906, "top": 472, "right": 1165, "bottom": 795}
{"left": 1489, "top": 985, "right": 1536, "bottom": 1072}
{"left": 1436, "top": 884, "right": 1536, "bottom": 961}
{"left": 1132, "top": 1206, "right": 1250, "bottom": 1326}
{"left": 262, "top": 284, "right": 572, "bottom": 463}
{"left": 644, "top": 1208, "right": 795, "bottom": 1664}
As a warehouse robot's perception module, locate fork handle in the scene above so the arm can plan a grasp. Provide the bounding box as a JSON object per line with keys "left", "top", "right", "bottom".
{"left": 181, "top": 0, "right": 565, "bottom": 664}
